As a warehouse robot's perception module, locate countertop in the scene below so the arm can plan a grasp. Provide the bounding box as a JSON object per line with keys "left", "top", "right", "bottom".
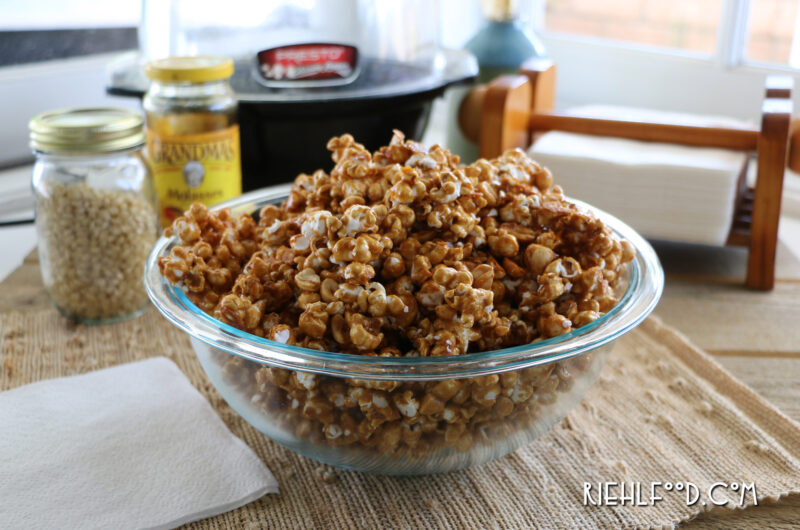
{"left": 2, "top": 116, "right": 800, "bottom": 526}
{"left": 2, "top": 216, "right": 799, "bottom": 528}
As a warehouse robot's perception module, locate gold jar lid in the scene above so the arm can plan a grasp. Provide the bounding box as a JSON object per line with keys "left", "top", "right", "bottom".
{"left": 482, "top": 0, "right": 518, "bottom": 21}
{"left": 145, "top": 56, "right": 235, "bottom": 83}
{"left": 29, "top": 107, "right": 145, "bottom": 154}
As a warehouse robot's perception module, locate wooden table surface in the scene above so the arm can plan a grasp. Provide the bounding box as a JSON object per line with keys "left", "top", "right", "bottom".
{"left": 2, "top": 221, "right": 799, "bottom": 528}
{"left": 651, "top": 224, "right": 800, "bottom": 528}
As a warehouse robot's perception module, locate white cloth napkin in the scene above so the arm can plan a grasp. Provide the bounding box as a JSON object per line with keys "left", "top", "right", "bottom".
{"left": 0, "top": 357, "right": 278, "bottom": 530}
{"left": 530, "top": 105, "right": 749, "bottom": 246}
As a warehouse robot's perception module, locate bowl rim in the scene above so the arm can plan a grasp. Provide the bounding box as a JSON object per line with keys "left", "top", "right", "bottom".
{"left": 145, "top": 185, "right": 664, "bottom": 380}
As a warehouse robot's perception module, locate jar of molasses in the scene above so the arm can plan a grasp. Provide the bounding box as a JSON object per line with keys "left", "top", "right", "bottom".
{"left": 143, "top": 56, "right": 242, "bottom": 228}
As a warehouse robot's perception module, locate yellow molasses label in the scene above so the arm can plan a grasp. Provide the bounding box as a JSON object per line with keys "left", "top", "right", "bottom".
{"left": 147, "top": 125, "right": 242, "bottom": 228}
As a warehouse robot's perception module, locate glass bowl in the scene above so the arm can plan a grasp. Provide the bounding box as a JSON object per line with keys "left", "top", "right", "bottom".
{"left": 145, "top": 185, "right": 663, "bottom": 475}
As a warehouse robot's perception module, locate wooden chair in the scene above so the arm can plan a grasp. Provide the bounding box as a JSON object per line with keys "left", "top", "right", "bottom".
{"left": 459, "top": 58, "right": 794, "bottom": 290}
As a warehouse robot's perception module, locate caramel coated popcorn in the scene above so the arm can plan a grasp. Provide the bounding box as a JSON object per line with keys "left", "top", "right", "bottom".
{"left": 160, "top": 131, "right": 633, "bottom": 458}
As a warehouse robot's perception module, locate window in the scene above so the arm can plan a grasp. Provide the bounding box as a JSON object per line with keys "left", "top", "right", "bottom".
{"left": 539, "top": 0, "right": 800, "bottom": 69}
{"left": 745, "top": 0, "right": 800, "bottom": 67}
{"left": 509, "top": 0, "right": 800, "bottom": 122}
{"left": 544, "top": 0, "right": 724, "bottom": 55}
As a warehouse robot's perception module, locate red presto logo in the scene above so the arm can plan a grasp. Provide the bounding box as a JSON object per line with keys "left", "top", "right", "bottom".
{"left": 257, "top": 43, "right": 358, "bottom": 82}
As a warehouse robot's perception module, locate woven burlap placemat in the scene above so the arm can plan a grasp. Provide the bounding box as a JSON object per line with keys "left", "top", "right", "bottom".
{"left": 2, "top": 259, "right": 800, "bottom": 528}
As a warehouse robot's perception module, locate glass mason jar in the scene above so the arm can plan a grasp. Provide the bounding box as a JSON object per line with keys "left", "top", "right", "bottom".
{"left": 29, "top": 107, "right": 158, "bottom": 324}
{"left": 143, "top": 56, "right": 242, "bottom": 228}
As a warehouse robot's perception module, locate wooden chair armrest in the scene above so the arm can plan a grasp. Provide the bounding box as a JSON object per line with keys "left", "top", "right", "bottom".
{"left": 528, "top": 112, "right": 760, "bottom": 150}
{"left": 518, "top": 58, "right": 557, "bottom": 113}
{"left": 479, "top": 75, "right": 532, "bottom": 159}
{"left": 789, "top": 118, "right": 800, "bottom": 174}
{"left": 458, "top": 84, "right": 487, "bottom": 145}
{"left": 766, "top": 75, "right": 793, "bottom": 98}
{"left": 748, "top": 97, "right": 792, "bottom": 289}
{"left": 764, "top": 75, "right": 800, "bottom": 174}
{"left": 459, "top": 58, "right": 555, "bottom": 148}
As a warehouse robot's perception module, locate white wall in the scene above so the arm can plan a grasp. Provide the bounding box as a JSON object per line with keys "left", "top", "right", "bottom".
{"left": 0, "top": 55, "right": 139, "bottom": 166}
{"left": 541, "top": 35, "right": 796, "bottom": 123}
